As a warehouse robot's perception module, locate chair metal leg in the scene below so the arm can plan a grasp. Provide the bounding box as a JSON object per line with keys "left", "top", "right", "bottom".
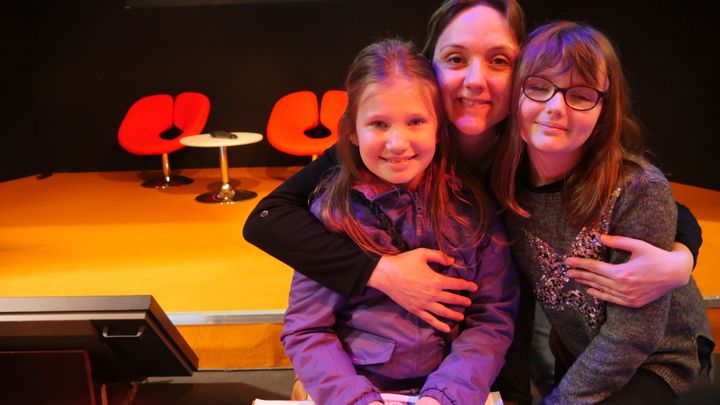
{"left": 141, "top": 153, "right": 193, "bottom": 188}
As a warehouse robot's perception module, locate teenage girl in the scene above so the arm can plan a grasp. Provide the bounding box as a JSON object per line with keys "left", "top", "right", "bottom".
{"left": 493, "top": 21, "right": 714, "bottom": 404}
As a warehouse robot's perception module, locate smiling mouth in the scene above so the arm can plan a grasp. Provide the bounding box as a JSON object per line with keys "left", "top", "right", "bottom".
{"left": 537, "top": 122, "right": 567, "bottom": 131}
{"left": 382, "top": 156, "right": 416, "bottom": 164}
{"left": 460, "top": 98, "right": 490, "bottom": 108}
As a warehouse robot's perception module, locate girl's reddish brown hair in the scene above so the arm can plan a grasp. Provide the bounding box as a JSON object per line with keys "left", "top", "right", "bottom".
{"left": 315, "top": 39, "right": 490, "bottom": 257}
{"left": 493, "top": 21, "right": 645, "bottom": 227}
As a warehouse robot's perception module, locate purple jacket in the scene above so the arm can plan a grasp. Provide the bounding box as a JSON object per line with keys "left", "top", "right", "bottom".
{"left": 281, "top": 172, "right": 519, "bottom": 405}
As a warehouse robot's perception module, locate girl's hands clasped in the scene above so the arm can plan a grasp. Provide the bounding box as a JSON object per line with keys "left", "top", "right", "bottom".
{"left": 367, "top": 248, "right": 478, "bottom": 333}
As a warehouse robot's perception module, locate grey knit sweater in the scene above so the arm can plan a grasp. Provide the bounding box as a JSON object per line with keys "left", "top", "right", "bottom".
{"left": 505, "top": 161, "right": 714, "bottom": 404}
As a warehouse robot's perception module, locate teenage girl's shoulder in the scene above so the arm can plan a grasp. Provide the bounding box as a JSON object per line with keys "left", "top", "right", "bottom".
{"left": 612, "top": 158, "right": 677, "bottom": 247}
{"left": 620, "top": 156, "right": 671, "bottom": 193}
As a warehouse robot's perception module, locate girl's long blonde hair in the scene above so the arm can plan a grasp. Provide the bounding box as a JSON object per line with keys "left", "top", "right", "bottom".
{"left": 315, "top": 39, "right": 490, "bottom": 257}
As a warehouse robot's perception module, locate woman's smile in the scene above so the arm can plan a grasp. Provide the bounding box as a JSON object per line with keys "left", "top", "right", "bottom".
{"left": 460, "top": 97, "right": 491, "bottom": 109}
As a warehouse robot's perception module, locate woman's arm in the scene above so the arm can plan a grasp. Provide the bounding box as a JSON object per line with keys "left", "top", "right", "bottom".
{"left": 675, "top": 202, "right": 703, "bottom": 264}
{"left": 243, "top": 148, "right": 376, "bottom": 295}
{"left": 565, "top": 203, "right": 700, "bottom": 307}
{"left": 367, "top": 249, "right": 478, "bottom": 332}
{"left": 243, "top": 147, "right": 477, "bottom": 329}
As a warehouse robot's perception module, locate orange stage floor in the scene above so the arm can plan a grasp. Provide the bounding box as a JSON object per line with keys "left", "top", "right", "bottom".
{"left": 0, "top": 167, "right": 299, "bottom": 369}
{"left": 1, "top": 168, "right": 718, "bottom": 368}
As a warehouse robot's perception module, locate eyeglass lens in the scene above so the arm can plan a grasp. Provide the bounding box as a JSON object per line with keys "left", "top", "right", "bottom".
{"left": 523, "top": 76, "right": 601, "bottom": 111}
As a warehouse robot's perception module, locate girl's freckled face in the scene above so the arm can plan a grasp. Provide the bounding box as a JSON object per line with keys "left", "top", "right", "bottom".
{"left": 354, "top": 79, "right": 438, "bottom": 190}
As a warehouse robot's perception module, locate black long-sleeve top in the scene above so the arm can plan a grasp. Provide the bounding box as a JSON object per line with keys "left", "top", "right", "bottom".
{"left": 243, "top": 147, "right": 376, "bottom": 296}
{"left": 243, "top": 146, "right": 703, "bottom": 297}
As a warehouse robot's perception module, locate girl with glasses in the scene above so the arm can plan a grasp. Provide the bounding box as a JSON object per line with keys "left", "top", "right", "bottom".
{"left": 493, "top": 21, "right": 714, "bottom": 404}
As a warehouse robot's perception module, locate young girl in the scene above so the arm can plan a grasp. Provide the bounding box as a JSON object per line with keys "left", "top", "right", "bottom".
{"left": 493, "top": 21, "right": 714, "bottom": 404}
{"left": 281, "top": 39, "right": 519, "bottom": 405}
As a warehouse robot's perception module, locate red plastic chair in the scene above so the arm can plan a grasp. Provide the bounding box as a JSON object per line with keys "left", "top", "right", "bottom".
{"left": 118, "top": 92, "right": 210, "bottom": 188}
{"left": 266, "top": 90, "right": 348, "bottom": 160}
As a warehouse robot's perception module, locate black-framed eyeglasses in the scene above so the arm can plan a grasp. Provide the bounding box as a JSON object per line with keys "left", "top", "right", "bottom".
{"left": 522, "top": 75, "right": 606, "bottom": 111}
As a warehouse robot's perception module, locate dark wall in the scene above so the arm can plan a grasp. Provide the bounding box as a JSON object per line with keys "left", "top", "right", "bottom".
{"left": 2, "top": 0, "right": 718, "bottom": 190}
{"left": 522, "top": 1, "right": 719, "bottom": 190}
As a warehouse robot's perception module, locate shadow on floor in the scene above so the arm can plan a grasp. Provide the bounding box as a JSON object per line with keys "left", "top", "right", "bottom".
{"left": 135, "top": 362, "right": 719, "bottom": 405}
{"left": 132, "top": 368, "right": 295, "bottom": 404}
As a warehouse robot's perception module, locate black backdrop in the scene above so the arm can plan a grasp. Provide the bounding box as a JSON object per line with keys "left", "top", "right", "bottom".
{"left": 2, "top": 0, "right": 717, "bottom": 190}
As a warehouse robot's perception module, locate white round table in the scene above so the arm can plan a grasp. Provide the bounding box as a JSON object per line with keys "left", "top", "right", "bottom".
{"left": 180, "top": 132, "right": 263, "bottom": 203}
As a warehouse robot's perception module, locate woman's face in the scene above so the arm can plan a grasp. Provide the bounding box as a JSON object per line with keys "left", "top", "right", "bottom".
{"left": 432, "top": 5, "right": 519, "bottom": 138}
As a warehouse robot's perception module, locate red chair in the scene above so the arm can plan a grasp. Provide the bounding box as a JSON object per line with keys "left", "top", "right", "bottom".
{"left": 118, "top": 92, "right": 210, "bottom": 188}
{"left": 266, "top": 90, "right": 348, "bottom": 160}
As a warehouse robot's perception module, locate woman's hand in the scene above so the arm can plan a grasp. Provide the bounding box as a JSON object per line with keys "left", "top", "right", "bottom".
{"left": 416, "top": 396, "right": 442, "bottom": 405}
{"left": 566, "top": 234, "right": 693, "bottom": 307}
{"left": 367, "top": 248, "right": 478, "bottom": 333}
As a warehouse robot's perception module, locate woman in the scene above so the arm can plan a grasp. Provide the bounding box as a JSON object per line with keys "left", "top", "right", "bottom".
{"left": 493, "top": 21, "right": 713, "bottom": 404}
{"left": 245, "top": 0, "right": 698, "bottom": 330}
{"left": 243, "top": 0, "right": 700, "bottom": 400}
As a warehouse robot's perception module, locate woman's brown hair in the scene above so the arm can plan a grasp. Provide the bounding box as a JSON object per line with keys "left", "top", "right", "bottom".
{"left": 493, "top": 21, "right": 646, "bottom": 227}
{"left": 422, "top": 0, "right": 527, "bottom": 176}
{"left": 422, "top": 0, "right": 527, "bottom": 59}
{"left": 314, "top": 39, "right": 490, "bottom": 257}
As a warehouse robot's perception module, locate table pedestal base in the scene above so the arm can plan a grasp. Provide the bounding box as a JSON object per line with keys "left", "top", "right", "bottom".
{"left": 141, "top": 175, "right": 193, "bottom": 189}
{"left": 195, "top": 183, "right": 257, "bottom": 204}
{"left": 179, "top": 133, "right": 264, "bottom": 204}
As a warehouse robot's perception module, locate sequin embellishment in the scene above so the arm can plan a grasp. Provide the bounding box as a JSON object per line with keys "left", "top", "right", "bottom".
{"left": 526, "top": 188, "right": 622, "bottom": 330}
